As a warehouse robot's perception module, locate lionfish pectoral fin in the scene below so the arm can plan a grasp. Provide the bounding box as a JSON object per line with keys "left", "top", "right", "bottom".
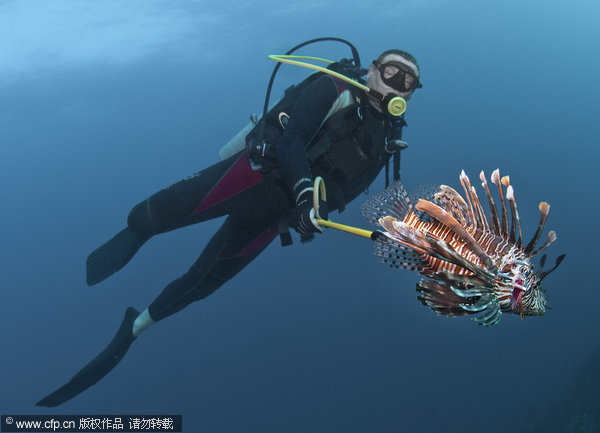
{"left": 458, "top": 293, "right": 501, "bottom": 326}
{"left": 385, "top": 220, "right": 434, "bottom": 256}
{"left": 425, "top": 236, "right": 497, "bottom": 284}
{"left": 459, "top": 294, "right": 496, "bottom": 312}
{"left": 415, "top": 199, "right": 497, "bottom": 273}
{"left": 379, "top": 216, "right": 397, "bottom": 234}
{"left": 450, "top": 285, "right": 490, "bottom": 298}
{"left": 416, "top": 280, "right": 473, "bottom": 318}
{"left": 373, "top": 235, "right": 429, "bottom": 270}
{"left": 437, "top": 270, "right": 490, "bottom": 289}
{"left": 473, "top": 303, "right": 502, "bottom": 326}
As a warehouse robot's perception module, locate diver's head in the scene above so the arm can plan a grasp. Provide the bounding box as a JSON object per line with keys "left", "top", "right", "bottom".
{"left": 366, "top": 49, "right": 421, "bottom": 111}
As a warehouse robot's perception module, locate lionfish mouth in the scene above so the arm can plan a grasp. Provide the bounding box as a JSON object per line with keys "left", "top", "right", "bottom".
{"left": 511, "top": 286, "right": 525, "bottom": 312}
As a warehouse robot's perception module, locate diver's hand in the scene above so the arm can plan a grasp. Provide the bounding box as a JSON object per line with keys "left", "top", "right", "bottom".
{"left": 289, "top": 189, "right": 328, "bottom": 238}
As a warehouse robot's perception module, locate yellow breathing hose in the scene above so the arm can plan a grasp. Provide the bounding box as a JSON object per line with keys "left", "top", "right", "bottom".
{"left": 312, "top": 176, "right": 374, "bottom": 240}
{"left": 268, "top": 54, "right": 407, "bottom": 117}
{"left": 269, "top": 55, "right": 372, "bottom": 93}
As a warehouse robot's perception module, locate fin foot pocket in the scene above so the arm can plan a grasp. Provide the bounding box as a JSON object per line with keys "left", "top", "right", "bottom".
{"left": 36, "top": 307, "right": 139, "bottom": 407}
{"left": 86, "top": 228, "right": 149, "bottom": 286}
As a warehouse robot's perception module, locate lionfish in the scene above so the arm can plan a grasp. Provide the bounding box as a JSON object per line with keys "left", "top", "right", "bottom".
{"left": 362, "top": 169, "right": 564, "bottom": 326}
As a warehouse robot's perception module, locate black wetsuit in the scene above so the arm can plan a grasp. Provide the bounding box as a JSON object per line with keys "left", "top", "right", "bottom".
{"left": 126, "top": 75, "right": 402, "bottom": 322}
{"left": 36, "top": 73, "right": 409, "bottom": 409}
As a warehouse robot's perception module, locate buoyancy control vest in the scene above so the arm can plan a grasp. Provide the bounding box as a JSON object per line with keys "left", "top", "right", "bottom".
{"left": 245, "top": 72, "right": 407, "bottom": 212}
{"left": 306, "top": 89, "right": 407, "bottom": 212}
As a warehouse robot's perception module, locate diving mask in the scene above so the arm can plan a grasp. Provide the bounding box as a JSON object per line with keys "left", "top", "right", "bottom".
{"left": 373, "top": 60, "right": 422, "bottom": 93}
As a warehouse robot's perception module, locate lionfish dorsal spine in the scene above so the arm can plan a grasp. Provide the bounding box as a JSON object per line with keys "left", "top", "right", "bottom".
{"left": 491, "top": 169, "right": 509, "bottom": 239}
{"left": 472, "top": 186, "right": 490, "bottom": 233}
{"left": 479, "top": 170, "right": 501, "bottom": 236}
{"left": 459, "top": 170, "right": 477, "bottom": 229}
{"left": 524, "top": 202, "right": 550, "bottom": 255}
{"left": 501, "top": 176, "right": 517, "bottom": 243}
{"left": 505, "top": 184, "right": 523, "bottom": 247}
{"left": 459, "top": 170, "right": 488, "bottom": 230}
{"left": 530, "top": 230, "right": 557, "bottom": 257}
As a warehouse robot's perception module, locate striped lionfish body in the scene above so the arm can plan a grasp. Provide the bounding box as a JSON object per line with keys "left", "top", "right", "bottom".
{"left": 362, "top": 169, "right": 564, "bottom": 326}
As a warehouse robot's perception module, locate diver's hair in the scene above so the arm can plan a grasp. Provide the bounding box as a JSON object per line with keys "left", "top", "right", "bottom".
{"left": 376, "top": 49, "right": 420, "bottom": 77}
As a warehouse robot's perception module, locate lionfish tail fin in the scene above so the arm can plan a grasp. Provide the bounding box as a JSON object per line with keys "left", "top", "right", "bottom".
{"left": 361, "top": 180, "right": 412, "bottom": 226}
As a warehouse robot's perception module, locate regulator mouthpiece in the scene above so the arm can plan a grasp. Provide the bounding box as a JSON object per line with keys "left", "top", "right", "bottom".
{"left": 385, "top": 95, "right": 407, "bottom": 116}
{"left": 368, "top": 89, "right": 407, "bottom": 116}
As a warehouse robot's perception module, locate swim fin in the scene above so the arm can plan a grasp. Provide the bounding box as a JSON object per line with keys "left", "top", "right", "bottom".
{"left": 86, "top": 228, "right": 148, "bottom": 286}
{"left": 36, "top": 307, "right": 139, "bottom": 407}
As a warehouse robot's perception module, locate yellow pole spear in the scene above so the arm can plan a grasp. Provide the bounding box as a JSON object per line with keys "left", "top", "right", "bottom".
{"left": 312, "top": 176, "right": 378, "bottom": 240}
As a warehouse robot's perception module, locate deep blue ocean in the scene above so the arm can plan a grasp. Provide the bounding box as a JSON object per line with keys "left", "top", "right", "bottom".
{"left": 2, "top": 0, "right": 599, "bottom": 432}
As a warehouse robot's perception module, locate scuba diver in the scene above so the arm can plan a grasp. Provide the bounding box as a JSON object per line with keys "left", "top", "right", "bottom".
{"left": 37, "top": 38, "right": 422, "bottom": 407}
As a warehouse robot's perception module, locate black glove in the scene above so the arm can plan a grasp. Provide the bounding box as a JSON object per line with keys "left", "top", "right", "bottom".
{"left": 289, "top": 189, "right": 328, "bottom": 238}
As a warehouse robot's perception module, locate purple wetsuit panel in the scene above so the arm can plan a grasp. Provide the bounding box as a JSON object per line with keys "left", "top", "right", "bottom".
{"left": 193, "top": 151, "right": 262, "bottom": 215}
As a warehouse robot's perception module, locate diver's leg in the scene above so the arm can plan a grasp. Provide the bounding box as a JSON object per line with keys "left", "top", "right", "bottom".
{"left": 86, "top": 152, "right": 264, "bottom": 285}
{"left": 38, "top": 215, "right": 279, "bottom": 407}
{"left": 131, "top": 214, "right": 279, "bottom": 333}
{"left": 146, "top": 214, "right": 279, "bottom": 322}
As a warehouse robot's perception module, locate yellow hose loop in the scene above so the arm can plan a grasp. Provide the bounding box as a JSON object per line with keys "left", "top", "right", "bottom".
{"left": 269, "top": 54, "right": 371, "bottom": 93}
{"left": 269, "top": 54, "right": 407, "bottom": 117}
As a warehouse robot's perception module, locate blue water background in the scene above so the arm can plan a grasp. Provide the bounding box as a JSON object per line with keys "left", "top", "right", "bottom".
{"left": 1, "top": 0, "right": 598, "bottom": 431}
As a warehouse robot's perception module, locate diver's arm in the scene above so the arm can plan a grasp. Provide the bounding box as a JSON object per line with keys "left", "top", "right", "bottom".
{"left": 276, "top": 75, "right": 339, "bottom": 202}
